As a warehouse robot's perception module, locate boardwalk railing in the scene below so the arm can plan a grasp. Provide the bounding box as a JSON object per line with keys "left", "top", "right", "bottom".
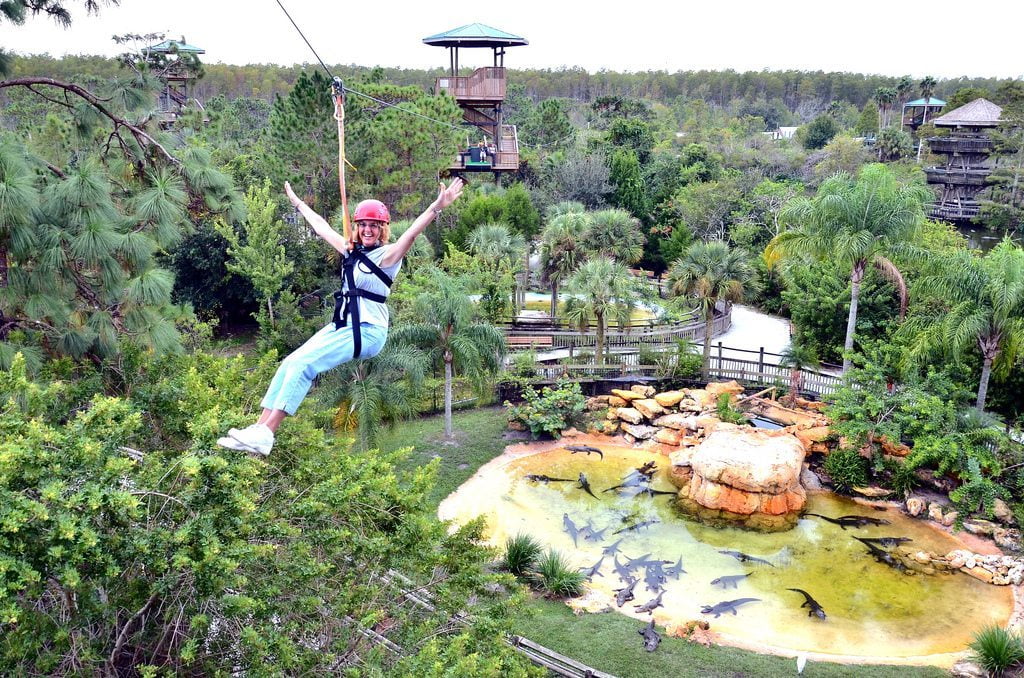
{"left": 527, "top": 341, "right": 844, "bottom": 398}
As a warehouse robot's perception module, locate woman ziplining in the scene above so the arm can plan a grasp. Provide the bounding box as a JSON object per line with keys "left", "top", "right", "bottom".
{"left": 217, "top": 177, "right": 464, "bottom": 456}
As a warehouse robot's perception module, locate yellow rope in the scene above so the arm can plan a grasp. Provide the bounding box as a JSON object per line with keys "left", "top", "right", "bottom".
{"left": 333, "top": 88, "right": 352, "bottom": 251}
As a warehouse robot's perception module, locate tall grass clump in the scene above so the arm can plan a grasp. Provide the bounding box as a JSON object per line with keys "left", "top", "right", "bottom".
{"left": 970, "top": 625, "right": 1024, "bottom": 676}
{"left": 531, "top": 549, "right": 584, "bottom": 598}
{"left": 503, "top": 533, "right": 542, "bottom": 577}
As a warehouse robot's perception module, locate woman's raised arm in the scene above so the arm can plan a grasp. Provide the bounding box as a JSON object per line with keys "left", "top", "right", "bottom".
{"left": 285, "top": 181, "right": 349, "bottom": 254}
{"left": 381, "top": 178, "right": 464, "bottom": 268}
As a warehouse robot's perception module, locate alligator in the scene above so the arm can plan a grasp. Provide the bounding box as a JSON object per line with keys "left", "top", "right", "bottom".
{"left": 639, "top": 619, "right": 661, "bottom": 652}
{"left": 787, "top": 588, "right": 827, "bottom": 620}
{"left": 613, "top": 519, "right": 660, "bottom": 535}
{"left": 577, "top": 472, "right": 599, "bottom": 499}
{"left": 579, "top": 555, "right": 605, "bottom": 581}
{"left": 615, "top": 577, "right": 638, "bottom": 607}
{"left": 710, "top": 572, "right": 752, "bottom": 589}
{"left": 857, "top": 536, "right": 912, "bottom": 548}
{"left": 634, "top": 590, "right": 665, "bottom": 614}
{"left": 804, "top": 513, "right": 891, "bottom": 530}
{"left": 853, "top": 537, "right": 908, "bottom": 572}
{"left": 566, "top": 444, "right": 604, "bottom": 459}
{"left": 601, "top": 538, "right": 625, "bottom": 556}
{"left": 665, "top": 556, "right": 687, "bottom": 579}
{"left": 701, "top": 598, "right": 761, "bottom": 618}
{"left": 718, "top": 549, "right": 774, "bottom": 567}
{"left": 524, "top": 474, "right": 573, "bottom": 483}
{"left": 562, "top": 513, "right": 582, "bottom": 547}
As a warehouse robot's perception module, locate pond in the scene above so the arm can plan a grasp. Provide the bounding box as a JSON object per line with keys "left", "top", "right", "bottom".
{"left": 439, "top": 442, "right": 1014, "bottom": 665}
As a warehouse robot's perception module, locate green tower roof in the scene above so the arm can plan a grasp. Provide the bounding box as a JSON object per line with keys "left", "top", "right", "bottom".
{"left": 904, "top": 97, "right": 946, "bottom": 107}
{"left": 423, "top": 23, "right": 528, "bottom": 48}
{"left": 146, "top": 38, "right": 205, "bottom": 54}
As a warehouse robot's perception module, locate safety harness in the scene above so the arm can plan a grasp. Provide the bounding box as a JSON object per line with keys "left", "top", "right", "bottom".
{"left": 332, "top": 244, "right": 393, "bottom": 358}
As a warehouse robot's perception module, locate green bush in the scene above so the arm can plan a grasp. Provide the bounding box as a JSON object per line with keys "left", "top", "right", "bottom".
{"left": 970, "top": 625, "right": 1024, "bottom": 676}
{"left": 503, "top": 534, "right": 543, "bottom": 577}
{"left": 505, "top": 379, "right": 586, "bottom": 438}
{"left": 652, "top": 340, "right": 702, "bottom": 380}
{"left": 824, "top": 448, "right": 869, "bottom": 492}
{"left": 715, "top": 393, "right": 749, "bottom": 425}
{"left": 508, "top": 350, "right": 539, "bottom": 379}
{"left": 530, "top": 549, "right": 584, "bottom": 598}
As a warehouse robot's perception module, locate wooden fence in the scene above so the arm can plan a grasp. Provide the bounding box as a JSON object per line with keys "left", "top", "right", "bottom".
{"left": 528, "top": 341, "right": 844, "bottom": 399}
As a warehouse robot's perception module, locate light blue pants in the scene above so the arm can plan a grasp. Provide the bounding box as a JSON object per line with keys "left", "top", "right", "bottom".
{"left": 261, "top": 322, "right": 387, "bottom": 415}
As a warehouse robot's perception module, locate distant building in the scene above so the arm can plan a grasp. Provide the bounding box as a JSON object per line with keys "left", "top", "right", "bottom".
{"left": 925, "top": 98, "right": 1002, "bottom": 222}
{"left": 767, "top": 126, "right": 799, "bottom": 140}
{"left": 143, "top": 37, "right": 205, "bottom": 127}
{"left": 901, "top": 97, "right": 945, "bottom": 133}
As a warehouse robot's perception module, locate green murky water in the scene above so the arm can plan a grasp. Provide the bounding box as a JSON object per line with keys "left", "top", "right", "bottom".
{"left": 441, "top": 444, "right": 1014, "bottom": 661}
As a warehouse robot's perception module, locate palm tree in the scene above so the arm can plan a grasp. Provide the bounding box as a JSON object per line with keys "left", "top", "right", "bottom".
{"left": 901, "top": 239, "right": 1024, "bottom": 412}
{"left": 394, "top": 273, "right": 505, "bottom": 438}
{"left": 916, "top": 75, "right": 938, "bottom": 163}
{"left": 539, "top": 210, "right": 590, "bottom": 319}
{"left": 467, "top": 223, "right": 525, "bottom": 321}
{"left": 766, "top": 164, "right": 930, "bottom": 373}
{"left": 667, "top": 241, "right": 753, "bottom": 379}
{"left": 779, "top": 340, "right": 820, "bottom": 405}
{"left": 545, "top": 201, "right": 586, "bottom": 220}
{"left": 581, "top": 208, "right": 643, "bottom": 265}
{"left": 320, "top": 341, "right": 428, "bottom": 451}
{"left": 563, "top": 257, "right": 638, "bottom": 365}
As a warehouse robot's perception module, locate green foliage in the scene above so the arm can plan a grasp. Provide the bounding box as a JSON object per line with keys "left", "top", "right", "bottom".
{"left": 214, "top": 180, "right": 294, "bottom": 329}
{"left": 606, "top": 117, "right": 655, "bottom": 162}
{"left": 715, "top": 392, "right": 749, "bottom": 425}
{"left": 886, "top": 458, "right": 920, "bottom": 498}
{"left": 530, "top": 549, "right": 585, "bottom": 598}
{"left": 969, "top": 625, "right": 1024, "bottom": 676}
{"left": 801, "top": 114, "right": 842, "bottom": 150}
{"left": 564, "top": 257, "right": 640, "bottom": 364}
{"left": 824, "top": 448, "right": 869, "bottom": 493}
{"left": 855, "top": 101, "right": 879, "bottom": 136}
{"left": 608, "top": 148, "right": 648, "bottom": 221}
{"left": 0, "top": 350, "right": 529, "bottom": 674}
{"left": 503, "top": 534, "right": 543, "bottom": 577}
{"left": 876, "top": 127, "right": 914, "bottom": 162}
{"left": 505, "top": 380, "right": 586, "bottom": 439}
{"left": 950, "top": 458, "right": 1010, "bottom": 523}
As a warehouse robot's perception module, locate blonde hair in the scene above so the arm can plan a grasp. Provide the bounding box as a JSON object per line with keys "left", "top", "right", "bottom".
{"left": 346, "top": 220, "right": 391, "bottom": 250}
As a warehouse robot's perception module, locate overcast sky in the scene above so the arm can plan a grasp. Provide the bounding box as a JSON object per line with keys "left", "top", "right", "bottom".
{"left": 4, "top": 0, "right": 1023, "bottom": 80}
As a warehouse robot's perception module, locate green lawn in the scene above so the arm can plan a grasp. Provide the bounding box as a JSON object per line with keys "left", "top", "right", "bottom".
{"left": 377, "top": 408, "right": 948, "bottom": 678}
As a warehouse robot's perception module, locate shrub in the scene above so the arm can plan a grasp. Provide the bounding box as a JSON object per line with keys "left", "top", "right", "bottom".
{"left": 886, "top": 458, "right": 920, "bottom": 498}
{"left": 824, "top": 448, "right": 869, "bottom": 492}
{"left": 505, "top": 379, "right": 586, "bottom": 438}
{"left": 530, "top": 549, "right": 584, "bottom": 598}
{"left": 508, "top": 350, "right": 538, "bottom": 379}
{"left": 503, "top": 534, "right": 542, "bottom": 577}
{"left": 970, "top": 625, "right": 1024, "bottom": 676}
{"left": 715, "top": 393, "right": 749, "bottom": 425}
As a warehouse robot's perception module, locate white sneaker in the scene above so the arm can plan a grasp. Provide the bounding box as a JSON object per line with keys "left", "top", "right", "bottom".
{"left": 218, "top": 423, "right": 274, "bottom": 456}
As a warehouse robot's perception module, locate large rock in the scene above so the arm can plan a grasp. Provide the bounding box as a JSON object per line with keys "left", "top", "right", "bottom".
{"left": 621, "top": 423, "right": 659, "bottom": 440}
{"left": 616, "top": 408, "right": 644, "bottom": 425}
{"left": 607, "top": 395, "right": 628, "bottom": 408}
{"left": 994, "top": 498, "right": 1015, "bottom": 524}
{"left": 674, "top": 427, "right": 807, "bottom": 531}
{"left": 610, "top": 389, "right": 642, "bottom": 401}
{"left": 906, "top": 497, "right": 926, "bottom": 517}
{"left": 706, "top": 380, "right": 744, "bottom": 402}
{"left": 653, "top": 413, "right": 698, "bottom": 431}
{"left": 630, "top": 384, "right": 655, "bottom": 397}
{"left": 633, "top": 398, "right": 666, "bottom": 420}
{"left": 654, "top": 390, "right": 688, "bottom": 408}
{"left": 654, "top": 428, "right": 683, "bottom": 446}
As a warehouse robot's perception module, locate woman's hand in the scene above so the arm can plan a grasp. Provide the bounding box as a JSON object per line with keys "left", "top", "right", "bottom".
{"left": 284, "top": 181, "right": 301, "bottom": 207}
{"left": 433, "top": 177, "right": 464, "bottom": 211}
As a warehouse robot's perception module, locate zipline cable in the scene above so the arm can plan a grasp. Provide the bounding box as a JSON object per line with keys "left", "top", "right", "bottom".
{"left": 272, "top": 0, "right": 466, "bottom": 134}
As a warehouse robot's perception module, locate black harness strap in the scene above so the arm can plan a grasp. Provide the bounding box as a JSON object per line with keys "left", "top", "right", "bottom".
{"left": 332, "top": 246, "right": 393, "bottom": 359}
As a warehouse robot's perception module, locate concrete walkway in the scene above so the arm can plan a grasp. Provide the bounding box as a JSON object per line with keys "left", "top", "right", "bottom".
{"left": 700, "top": 304, "right": 792, "bottom": 363}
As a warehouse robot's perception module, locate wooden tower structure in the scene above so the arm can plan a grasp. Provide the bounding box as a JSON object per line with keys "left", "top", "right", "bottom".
{"left": 901, "top": 97, "right": 945, "bottom": 134}
{"left": 925, "top": 98, "right": 1002, "bottom": 222}
{"left": 143, "top": 37, "right": 205, "bottom": 126}
{"left": 423, "top": 23, "right": 527, "bottom": 175}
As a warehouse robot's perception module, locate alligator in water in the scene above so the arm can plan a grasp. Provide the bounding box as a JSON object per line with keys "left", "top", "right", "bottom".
{"left": 665, "top": 556, "right": 687, "bottom": 579}
{"left": 613, "top": 519, "right": 660, "bottom": 535}
{"left": 579, "top": 555, "right": 605, "bottom": 581}
{"left": 639, "top": 619, "right": 661, "bottom": 652}
{"left": 602, "top": 538, "right": 625, "bottom": 556}
{"left": 857, "top": 536, "right": 912, "bottom": 548}
{"left": 612, "top": 554, "right": 633, "bottom": 581}
{"left": 804, "top": 513, "right": 891, "bottom": 530}
{"left": 644, "top": 563, "right": 666, "bottom": 591}
{"left": 634, "top": 590, "right": 665, "bottom": 614}
{"left": 787, "top": 588, "right": 827, "bottom": 620}
{"left": 636, "top": 460, "right": 658, "bottom": 478}
{"left": 718, "top": 550, "right": 774, "bottom": 567}
{"left": 701, "top": 598, "right": 761, "bottom": 617}
{"left": 566, "top": 444, "right": 604, "bottom": 459}
{"left": 602, "top": 475, "right": 647, "bottom": 493}
{"left": 562, "top": 513, "right": 582, "bottom": 547}
{"left": 524, "top": 474, "right": 573, "bottom": 483}
{"left": 577, "top": 472, "right": 599, "bottom": 499}
{"left": 853, "top": 537, "right": 908, "bottom": 572}
{"left": 710, "top": 572, "right": 752, "bottom": 589}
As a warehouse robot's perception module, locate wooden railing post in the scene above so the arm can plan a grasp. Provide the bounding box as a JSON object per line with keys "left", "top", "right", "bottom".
{"left": 758, "top": 347, "right": 765, "bottom": 377}
{"left": 717, "top": 342, "right": 723, "bottom": 378}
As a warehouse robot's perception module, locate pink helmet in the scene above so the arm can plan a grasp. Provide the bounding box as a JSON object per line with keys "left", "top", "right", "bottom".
{"left": 353, "top": 199, "right": 390, "bottom": 223}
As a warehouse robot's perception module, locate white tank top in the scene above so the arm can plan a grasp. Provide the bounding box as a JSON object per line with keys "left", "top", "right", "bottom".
{"left": 341, "top": 244, "right": 402, "bottom": 327}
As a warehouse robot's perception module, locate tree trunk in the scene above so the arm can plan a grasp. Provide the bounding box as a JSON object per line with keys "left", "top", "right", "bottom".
{"left": 550, "top": 281, "right": 558, "bottom": 320}
{"left": 977, "top": 355, "right": 993, "bottom": 413}
{"left": 596, "top": 311, "right": 605, "bottom": 365}
{"left": 789, "top": 367, "right": 801, "bottom": 405}
{"left": 842, "top": 263, "right": 865, "bottom": 374}
{"left": 702, "top": 305, "right": 715, "bottom": 381}
{"left": 267, "top": 296, "right": 275, "bottom": 327}
{"left": 444, "top": 355, "right": 454, "bottom": 438}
